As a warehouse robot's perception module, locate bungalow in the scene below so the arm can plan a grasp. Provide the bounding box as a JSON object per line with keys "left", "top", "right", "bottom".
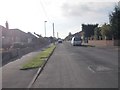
{"left": 1, "top": 21, "right": 37, "bottom": 49}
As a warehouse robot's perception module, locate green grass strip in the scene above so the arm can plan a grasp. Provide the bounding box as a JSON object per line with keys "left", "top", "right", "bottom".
{"left": 20, "top": 44, "right": 56, "bottom": 70}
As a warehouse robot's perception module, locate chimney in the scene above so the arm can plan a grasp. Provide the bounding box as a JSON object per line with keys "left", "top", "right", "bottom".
{"left": 5, "top": 21, "right": 9, "bottom": 29}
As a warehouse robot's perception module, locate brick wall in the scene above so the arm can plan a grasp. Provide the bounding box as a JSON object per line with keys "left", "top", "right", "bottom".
{"left": 88, "top": 40, "right": 115, "bottom": 47}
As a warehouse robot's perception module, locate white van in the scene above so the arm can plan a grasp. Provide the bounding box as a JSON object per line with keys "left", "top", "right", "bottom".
{"left": 71, "top": 36, "right": 82, "bottom": 46}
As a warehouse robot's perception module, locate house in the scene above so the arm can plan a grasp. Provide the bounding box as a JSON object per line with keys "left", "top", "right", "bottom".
{"left": 64, "top": 31, "right": 84, "bottom": 41}
{"left": 1, "top": 21, "right": 37, "bottom": 49}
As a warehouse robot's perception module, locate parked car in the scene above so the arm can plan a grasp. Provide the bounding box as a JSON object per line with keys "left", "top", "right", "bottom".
{"left": 58, "top": 39, "right": 62, "bottom": 43}
{"left": 71, "top": 36, "right": 82, "bottom": 46}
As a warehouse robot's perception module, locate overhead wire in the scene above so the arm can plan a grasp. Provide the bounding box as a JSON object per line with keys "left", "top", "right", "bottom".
{"left": 40, "top": 0, "right": 53, "bottom": 24}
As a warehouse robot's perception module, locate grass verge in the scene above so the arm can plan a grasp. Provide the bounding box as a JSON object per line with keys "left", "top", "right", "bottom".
{"left": 20, "top": 44, "right": 56, "bottom": 70}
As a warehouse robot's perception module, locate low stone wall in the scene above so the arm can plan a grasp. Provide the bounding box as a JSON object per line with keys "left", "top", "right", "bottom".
{"left": 2, "top": 47, "right": 34, "bottom": 65}
{"left": 2, "top": 43, "right": 49, "bottom": 65}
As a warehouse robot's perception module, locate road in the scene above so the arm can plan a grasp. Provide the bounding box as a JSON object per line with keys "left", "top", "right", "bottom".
{"left": 32, "top": 41, "right": 118, "bottom": 88}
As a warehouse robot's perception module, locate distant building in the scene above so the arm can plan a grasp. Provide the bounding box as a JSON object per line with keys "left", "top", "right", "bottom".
{"left": 64, "top": 31, "right": 84, "bottom": 41}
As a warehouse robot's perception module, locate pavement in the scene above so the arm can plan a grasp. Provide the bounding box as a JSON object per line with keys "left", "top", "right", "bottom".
{"left": 32, "top": 41, "right": 118, "bottom": 88}
{"left": 2, "top": 45, "right": 49, "bottom": 88}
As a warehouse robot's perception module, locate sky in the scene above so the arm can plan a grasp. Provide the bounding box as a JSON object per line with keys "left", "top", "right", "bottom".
{"left": 0, "top": 0, "right": 119, "bottom": 39}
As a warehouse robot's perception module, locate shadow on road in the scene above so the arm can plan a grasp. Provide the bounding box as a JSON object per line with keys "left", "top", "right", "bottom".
{"left": 73, "top": 45, "right": 95, "bottom": 47}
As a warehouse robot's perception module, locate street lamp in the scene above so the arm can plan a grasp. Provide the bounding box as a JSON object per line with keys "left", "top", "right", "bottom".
{"left": 44, "top": 21, "right": 47, "bottom": 37}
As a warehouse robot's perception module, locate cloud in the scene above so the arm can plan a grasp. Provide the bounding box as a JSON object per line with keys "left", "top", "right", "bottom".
{"left": 61, "top": 2, "right": 116, "bottom": 18}
{"left": 58, "top": 1, "right": 117, "bottom": 38}
{"left": 62, "top": 3, "right": 91, "bottom": 17}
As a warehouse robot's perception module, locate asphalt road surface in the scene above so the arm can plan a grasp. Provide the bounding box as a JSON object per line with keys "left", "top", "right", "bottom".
{"left": 32, "top": 41, "right": 118, "bottom": 88}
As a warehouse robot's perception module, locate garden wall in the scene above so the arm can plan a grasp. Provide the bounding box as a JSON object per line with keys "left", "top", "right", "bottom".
{"left": 2, "top": 43, "right": 49, "bottom": 66}
{"left": 88, "top": 40, "right": 119, "bottom": 47}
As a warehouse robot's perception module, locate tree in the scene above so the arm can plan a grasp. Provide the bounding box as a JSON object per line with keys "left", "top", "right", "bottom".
{"left": 100, "top": 23, "right": 112, "bottom": 40}
{"left": 82, "top": 24, "right": 98, "bottom": 39}
{"left": 109, "top": 4, "right": 120, "bottom": 39}
{"left": 68, "top": 32, "right": 72, "bottom": 36}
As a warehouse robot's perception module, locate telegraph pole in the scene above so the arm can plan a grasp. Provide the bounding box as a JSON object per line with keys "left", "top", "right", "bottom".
{"left": 57, "top": 32, "right": 59, "bottom": 39}
{"left": 53, "top": 23, "right": 55, "bottom": 45}
{"left": 53, "top": 23, "right": 55, "bottom": 37}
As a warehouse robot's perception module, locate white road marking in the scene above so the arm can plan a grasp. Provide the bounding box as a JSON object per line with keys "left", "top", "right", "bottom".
{"left": 88, "top": 66, "right": 95, "bottom": 73}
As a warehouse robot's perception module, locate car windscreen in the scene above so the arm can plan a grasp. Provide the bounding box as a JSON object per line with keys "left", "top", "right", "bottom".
{"left": 74, "top": 37, "right": 81, "bottom": 41}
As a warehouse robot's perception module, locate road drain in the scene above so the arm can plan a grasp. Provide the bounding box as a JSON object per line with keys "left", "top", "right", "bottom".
{"left": 88, "top": 65, "right": 113, "bottom": 73}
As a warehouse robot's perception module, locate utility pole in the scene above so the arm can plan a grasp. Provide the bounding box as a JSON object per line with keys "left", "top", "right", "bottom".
{"left": 57, "top": 32, "right": 59, "bottom": 39}
{"left": 53, "top": 23, "right": 55, "bottom": 37}
{"left": 53, "top": 23, "right": 55, "bottom": 45}
{"left": 44, "top": 21, "right": 47, "bottom": 37}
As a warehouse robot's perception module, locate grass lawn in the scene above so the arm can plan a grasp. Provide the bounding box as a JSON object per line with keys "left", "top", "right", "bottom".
{"left": 20, "top": 44, "right": 56, "bottom": 70}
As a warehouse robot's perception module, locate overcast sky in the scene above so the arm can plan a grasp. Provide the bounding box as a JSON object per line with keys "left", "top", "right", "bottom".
{"left": 0, "top": 0, "right": 119, "bottom": 38}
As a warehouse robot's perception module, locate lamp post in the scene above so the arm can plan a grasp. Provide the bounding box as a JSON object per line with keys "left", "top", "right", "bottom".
{"left": 44, "top": 21, "right": 47, "bottom": 37}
